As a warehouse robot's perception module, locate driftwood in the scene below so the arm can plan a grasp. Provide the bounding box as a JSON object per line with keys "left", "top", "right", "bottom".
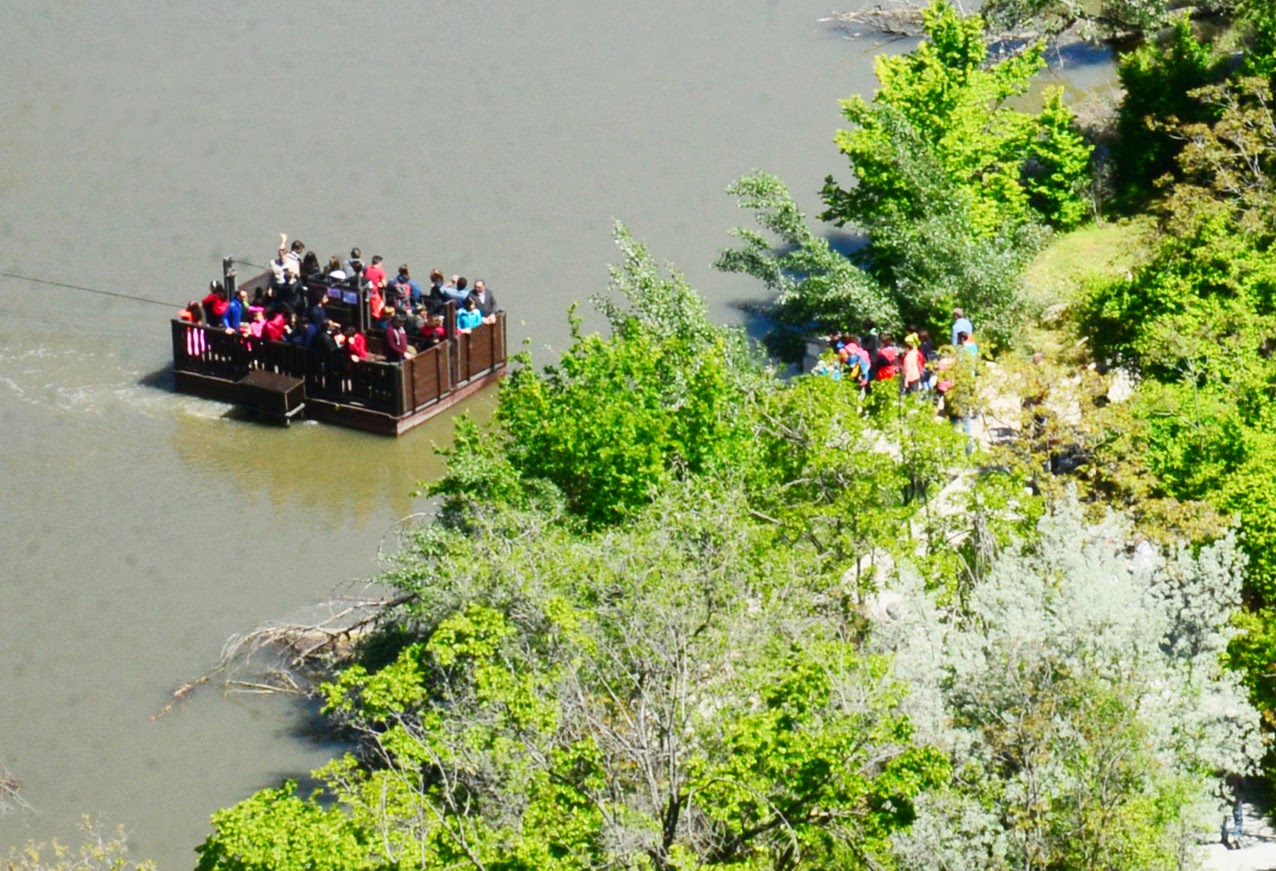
{"left": 824, "top": 3, "right": 927, "bottom": 39}
{"left": 152, "top": 589, "right": 416, "bottom": 720}
{"left": 827, "top": 3, "right": 1053, "bottom": 44}
{"left": 826, "top": 1, "right": 1214, "bottom": 47}
{"left": 0, "top": 759, "right": 33, "bottom": 816}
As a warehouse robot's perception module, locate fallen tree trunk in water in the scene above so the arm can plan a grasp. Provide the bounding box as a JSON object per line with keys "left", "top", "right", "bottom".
{"left": 152, "top": 589, "right": 416, "bottom": 720}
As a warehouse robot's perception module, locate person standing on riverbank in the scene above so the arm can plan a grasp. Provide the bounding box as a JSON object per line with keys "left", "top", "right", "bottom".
{"left": 1222, "top": 773, "right": 1245, "bottom": 849}
{"left": 951, "top": 308, "right": 973, "bottom": 348}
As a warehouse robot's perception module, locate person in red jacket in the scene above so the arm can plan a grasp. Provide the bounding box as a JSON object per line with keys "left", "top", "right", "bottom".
{"left": 262, "top": 310, "right": 287, "bottom": 342}
{"left": 364, "top": 255, "right": 387, "bottom": 292}
{"left": 874, "top": 335, "right": 900, "bottom": 382}
{"left": 343, "top": 326, "right": 370, "bottom": 362}
{"left": 202, "top": 282, "right": 230, "bottom": 328}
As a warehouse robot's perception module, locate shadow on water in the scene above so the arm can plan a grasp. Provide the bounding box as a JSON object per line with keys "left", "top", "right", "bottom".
{"left": 1047, "top": 39, "right": 1117, "bottom": 72}
{"left": 723, "top": 226, "right": 873, "bottom": 362}
{"left": 285, "top": 697, "right": 352, "bottom": 749}
{"left": 826, "top": 228, "right": 870, "bottom": 259}
{"left": 139, "top": 366, "right": 176, "bottom": 392}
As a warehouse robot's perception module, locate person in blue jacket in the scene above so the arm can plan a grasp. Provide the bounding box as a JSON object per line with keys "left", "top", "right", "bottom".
{"left": 457, "top": 295, "right": 483, "bottom": 333}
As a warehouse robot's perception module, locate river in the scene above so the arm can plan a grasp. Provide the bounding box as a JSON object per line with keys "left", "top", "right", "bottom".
{"left": 0, "top": 1, "right": 908, "bottom": 866}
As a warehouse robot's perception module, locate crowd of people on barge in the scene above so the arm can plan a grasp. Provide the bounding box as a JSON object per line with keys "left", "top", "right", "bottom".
{"left": 178, "top": 234, "right": 499, "bottom": 365}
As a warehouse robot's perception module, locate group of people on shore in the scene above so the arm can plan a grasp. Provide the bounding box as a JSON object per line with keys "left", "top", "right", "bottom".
{"left": 814, "top": 309, "right": 982, "bottom": 451}
{"left": 178, "top": 234, "right": 500, "bottom": 365}
{"left": 815, "top": 308, "right": 979, "bottom": 397}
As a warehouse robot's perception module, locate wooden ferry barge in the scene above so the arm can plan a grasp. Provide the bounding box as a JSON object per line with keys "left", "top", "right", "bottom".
{"left": 172, "top": 259, "right": 507, "bottom": 436}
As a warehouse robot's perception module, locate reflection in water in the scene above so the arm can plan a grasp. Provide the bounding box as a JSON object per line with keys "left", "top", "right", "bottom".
{"left": 169, "top": 390, "right": 497, "bottom": 526}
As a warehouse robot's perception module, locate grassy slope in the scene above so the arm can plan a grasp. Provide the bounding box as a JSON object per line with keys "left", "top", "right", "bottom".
{"left": 1018, "top": 217, "right": 1153, "bottom": 357}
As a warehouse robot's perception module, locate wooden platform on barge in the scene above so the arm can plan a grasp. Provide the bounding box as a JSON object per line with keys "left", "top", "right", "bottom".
{"left": 172, "top": 269, "right": 508, "bottom": 436}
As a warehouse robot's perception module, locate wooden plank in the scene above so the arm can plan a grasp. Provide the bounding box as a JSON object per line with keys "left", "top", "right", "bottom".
{"left": 236, "top": 370, "right": 306, "bottom": 424}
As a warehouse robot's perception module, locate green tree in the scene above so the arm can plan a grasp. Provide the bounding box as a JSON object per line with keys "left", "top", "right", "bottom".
{"left": 714, "top": 170, "right": 897, "bottom": 349}
{"left": 1241, "top": 0, "right": 1276, "bottom": 78}
{"left": 195, "top": 783, "right": 376, "bottom": 871}
{"left": 199, "top": 236, "right": 995, "bottom": 871}
{"left": 1115, "top": 16, "right": 1228, "bottom": 199}
{"left": 199, "top": 486, "right": 949, "bottom": 871}
{"left": 817, "top": 0, "right": 1088, "bottom": 347}
{"left": 821, "top": 1, "right": 1090, "bottom": 239}
{"left": 717, "top": 2, "right": 1090, "bottom": 351}
{"left": 497, "top": 224, "right": 764, "bottom": 528}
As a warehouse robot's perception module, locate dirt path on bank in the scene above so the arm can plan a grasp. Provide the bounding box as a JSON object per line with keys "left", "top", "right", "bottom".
{"left": 1202, "top": 796, "right": 1276, "bottom": 871}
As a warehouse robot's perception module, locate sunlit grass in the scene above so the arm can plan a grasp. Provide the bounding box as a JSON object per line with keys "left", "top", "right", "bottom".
{"left": 1017, "top": 216, "right": 1153, "bottom": 356}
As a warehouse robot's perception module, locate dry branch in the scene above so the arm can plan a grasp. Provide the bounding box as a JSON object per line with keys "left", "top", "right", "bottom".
{"left": 0, "top": 760, "right": 33, "bottom": 817}
{"left": 152, "top": 590, "right": 416, "bottom": 720}
{"left": 824, "top": 3, "right": 927, "bottom": 38}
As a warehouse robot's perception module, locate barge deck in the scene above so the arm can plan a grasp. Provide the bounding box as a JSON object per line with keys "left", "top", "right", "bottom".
{"left": 172, "top": 263, "right": 508, "bottom": 436}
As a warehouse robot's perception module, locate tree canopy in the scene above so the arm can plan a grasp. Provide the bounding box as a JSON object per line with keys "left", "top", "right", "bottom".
{"left": 197, "top": 222, "right": 1260, "bottom": 870}
{"left": 719, "top": 1, "right": 1091, "bottom": 351}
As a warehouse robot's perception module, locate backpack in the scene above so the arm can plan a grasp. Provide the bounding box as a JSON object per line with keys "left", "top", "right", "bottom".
{"left": 875, "top": 347, "right": 900, "bottom": 381}
{"left": 845, "top": 349, "right": 870, "bottom": 383}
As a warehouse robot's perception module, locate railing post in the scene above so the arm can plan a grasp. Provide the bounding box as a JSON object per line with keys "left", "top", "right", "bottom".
{"left": 171, "top": 320, "right": 185, "bottom": 367}
{"left": 393, "top": 358, "right": 407, "bottom": 416}
{"left": 445, "top": 301, "right": 459, "bottom": 387}
{"left": 403, "top": 354, "right": 416, "bottom": 410}
{"left": 489, "top": 317, "right": 497, "bottom": 369}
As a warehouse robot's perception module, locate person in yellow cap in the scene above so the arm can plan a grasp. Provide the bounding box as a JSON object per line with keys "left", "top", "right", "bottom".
{"left": 902, "top": 333, "right": 925, "bottom": 394}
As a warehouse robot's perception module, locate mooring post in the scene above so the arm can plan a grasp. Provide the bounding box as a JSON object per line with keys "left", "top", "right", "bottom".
{"left": 222, "top": 256, "right": 237, "bottom": 299}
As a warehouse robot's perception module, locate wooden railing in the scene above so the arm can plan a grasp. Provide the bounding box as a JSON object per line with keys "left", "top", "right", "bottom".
{"left": 172, "top": 311, "right": 506, "bottom": 418}
{"left": 458, "top": 317, "right": 506, "bottom": 382}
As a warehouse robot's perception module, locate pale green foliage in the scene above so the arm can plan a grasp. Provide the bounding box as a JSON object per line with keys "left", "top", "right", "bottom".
{"left": 6, "top": 817, "right": 156, "bottom": 871}
{"left": 875, "top": 497, "right": 1261, "bottom": 870}
{"left": 594, "top": 222, "right": 727, "bottom": 347}
{"left": 201, "top": 486, "right": 949, "bottom": 871}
